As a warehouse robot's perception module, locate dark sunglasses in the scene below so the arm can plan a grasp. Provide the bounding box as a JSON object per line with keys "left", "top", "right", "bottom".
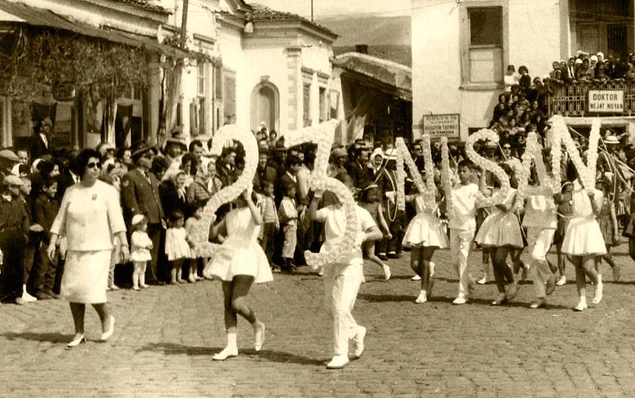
{"left": 86, "top": 162, "right": 101, "bottom": 169}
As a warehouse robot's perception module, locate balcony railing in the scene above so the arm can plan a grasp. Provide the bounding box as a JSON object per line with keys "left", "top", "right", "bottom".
{"left": 548, "top": 80, "right": 635, "bottom": 117}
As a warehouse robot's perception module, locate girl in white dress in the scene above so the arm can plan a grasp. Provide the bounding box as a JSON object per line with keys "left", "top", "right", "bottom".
{"left": 560, "top": 165, "right": 605, "bottom": 311}
{"left": 475, "top": 164, "right": 523, "bottom": 305}
{"left": 165, "top": 210, "right": 191, "bottom": 284}
{"left": 402, "top": 188, "right": 448, "bottom": 304}
{"left": 210, "top": 189, "right": 272, "bottom": 361}
{"left": 130, "top": 215, "right": 153, "bottom": 291}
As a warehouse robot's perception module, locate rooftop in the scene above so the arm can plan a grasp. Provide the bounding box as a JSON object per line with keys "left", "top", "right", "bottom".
{"left": 109, "top": 0, "right": 169, "bottom": 14}
{"left": 246, "top": 3, "right": 336, "bottom": 37}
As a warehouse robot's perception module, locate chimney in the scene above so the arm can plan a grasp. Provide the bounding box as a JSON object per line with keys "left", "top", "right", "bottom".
{"left": 355, "top": 44, "right": 368, "bottom": 54}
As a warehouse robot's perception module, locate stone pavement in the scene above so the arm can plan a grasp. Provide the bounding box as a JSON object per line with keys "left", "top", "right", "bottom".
{"left": 3, "top": 243, "right": 635, "bottom": 398}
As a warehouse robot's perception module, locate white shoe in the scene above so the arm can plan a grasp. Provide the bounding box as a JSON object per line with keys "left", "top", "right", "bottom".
{"left": 382, "top": 265, "right": 391, "bottom": 280}
{"left": 476, "top": 276, "right": 487, "bottom": 285}
{"left": 100, "top": 316, "right": 115, "bottom": 341}
{"left": 592, "top": 279, "right": 603, "bottom": 304}
{"left": 415, "top": 291, "right": 427, "bottom": 304}
{"left": 254, "top": 322, "right": 266, "bottom": 352}
{"left": 213, "top": 346, "right": 238, "bottom": 361}
{"left": 452, "top": 297, "right": 468, "bottom": 305}
{"left": 352, "top": 326, "right": 366, "bottom": 359}
{"left": 556, "top": 276, "right": 566, "bottom": 286}
{"left": 318, "top": 267, "right": 324, "bottom": 276}
{"left": 326, "top": 354, "right": 350, "bottom": 369}
{"left": 574, "top": 300, "right": 588, "bottom": 312}
{"left": 411, "top": 275, "right": 421, "bottom": 281}
{"left": 22, "top": 291, "right": 37, "bottom": 302}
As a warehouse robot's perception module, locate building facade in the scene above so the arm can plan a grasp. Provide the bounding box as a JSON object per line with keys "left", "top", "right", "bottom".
{"left": 412, "top": 0, "right": 635, "bottom": 141}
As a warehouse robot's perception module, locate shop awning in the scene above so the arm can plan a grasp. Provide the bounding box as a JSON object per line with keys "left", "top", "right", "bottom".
{"left": 333, "top": 52, "right": 412, "bottom": 101}
{"left": 0, "top": 0, "right": 191, "bottom": 59}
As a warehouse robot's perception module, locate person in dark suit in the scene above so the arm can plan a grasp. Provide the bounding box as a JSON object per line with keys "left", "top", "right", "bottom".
{"left": 121, "top": 143, "right": 165, "bottom": 284}
{"left": 30, "top": 117, "right": 53, "bottom": 161}
{"left": 345, "top": 145, "right": 373, "bottom": 189}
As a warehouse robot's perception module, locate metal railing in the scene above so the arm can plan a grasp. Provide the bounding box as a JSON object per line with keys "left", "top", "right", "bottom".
{"left": 548, "top": 80, "right": 635, "bottom": 117}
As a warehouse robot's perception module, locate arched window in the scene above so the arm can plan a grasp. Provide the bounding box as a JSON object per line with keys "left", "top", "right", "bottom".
{"left": 251, "top": 82, "right": 279, "bottom": 133}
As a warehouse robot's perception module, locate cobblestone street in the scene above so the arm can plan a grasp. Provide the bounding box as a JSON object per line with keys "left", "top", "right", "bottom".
{"left": 3, "top": 244, "right": 635, "bottom": 397}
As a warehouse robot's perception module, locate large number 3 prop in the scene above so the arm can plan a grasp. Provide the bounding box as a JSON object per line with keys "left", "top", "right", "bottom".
{"left": 191, "top": 125, "right": 259, "bottom": 261}
{"left": 284, "top": 120, "right": 358, "bottom": 269}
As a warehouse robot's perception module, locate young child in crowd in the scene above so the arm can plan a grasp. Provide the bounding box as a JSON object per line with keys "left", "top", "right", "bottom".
{"left": 185, "top": 202, "right": 205, "bottom": 282}
{"left": 165, "top": 210, "right": 191, "bottom": 284}
{"left": 595, "top": 179, "right": 621, "bottom": 281}
{"left": 259, "top": 181, "right": 279, "bottom": 269}
{"left": 358, "top": 184, "right": 392, "bottom": 280}
{"left": 31, "top": 177, "right": 60, "bottom": 300}
{"left": 278, "top": 182, "right": 298, "bottom": 273}
{"left": 447, "top": 160, "right": 480, "bottom": 305}
{"left": 130, "top": 214, "right": 152, "bottom": 291}
{"left": 402, "top": 184, "right": 448, "bottom": 303}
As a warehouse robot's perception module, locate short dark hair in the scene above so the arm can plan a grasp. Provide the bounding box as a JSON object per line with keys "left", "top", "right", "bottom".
{"left": 168, "top": 210, "right": 185, "bottom": 223}
{"left": 286, "top": 155, "right": 302, "bottom": 168}
{"left": 71, "top": 149, "right": 101, "bottom": 176}
{"left": 458, "top": 159, "right": 474, "bottom": 170}
{"left": 282, "top": 181, "right": 296, "bottom": 196}
{"left": 42, "top": 176, "right": 58, "bottom": 189}
{"left": 189, "top": 140, "right": 203, "bottom": 152}
{"left": 151, "top": 156, "right": 169, "bottom": 174}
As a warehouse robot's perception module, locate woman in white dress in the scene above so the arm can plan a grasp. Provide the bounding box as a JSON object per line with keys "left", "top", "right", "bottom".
{"left": 209, "top": 189, "right": 272, "bottom": 360}
{"left": 47, "top": 149, "right": 129, "bottom": 348}
{"left": 560, "top": 165, "right": 606, "bottom": 311}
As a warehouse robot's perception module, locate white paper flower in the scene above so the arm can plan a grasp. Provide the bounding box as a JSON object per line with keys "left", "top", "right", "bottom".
{"left": 395, "top": 137, "right": 429, "bottom": 210}
{"left": 440, "top": 137, "right": 454, "bottom": 219}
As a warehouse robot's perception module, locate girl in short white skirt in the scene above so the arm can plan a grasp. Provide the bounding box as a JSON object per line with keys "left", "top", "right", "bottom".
{"left": 561, "top": 172, "right": 606, "bottom": 311}
{"left": 209, "top": 190, "right": 271, "bottom": 361}
{"left": 402, "top": 189, "right": 448, "bottom": 304}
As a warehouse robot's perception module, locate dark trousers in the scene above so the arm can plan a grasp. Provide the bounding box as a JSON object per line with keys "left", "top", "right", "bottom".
{"left": 145, "top": 223, "right": 163, "bottom": 283}
{"left": 0, "top": 230, "right": 25, "bottom": 302}
{"left": 28, "top": 243, "right": 58, "bottom": 295}
{"left": 260, "top": 222, "right": 276, "bottom": 266}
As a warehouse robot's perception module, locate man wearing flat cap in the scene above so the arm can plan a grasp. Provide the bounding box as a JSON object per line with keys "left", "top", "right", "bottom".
{"left": 121, "top": 142, "right": 165, "bottom": 284}
{"left": 328, "top": 147, "right": 348, "bottom": 178}
{"left": 0, "top": 175, "right": 30, "bottom": 305}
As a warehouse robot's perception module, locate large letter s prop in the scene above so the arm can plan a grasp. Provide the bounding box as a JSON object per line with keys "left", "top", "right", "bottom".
{"left": 284, "top": 120, "right": 358, "bottom": 269}
{"left": 395, "top": 137, "right": 434, "bottom": 210}
{"left": 192, "top": 125, "right": 258, "bottom": 260}
{"left": 465, "top": 129, "right": 511, "bottom": 206}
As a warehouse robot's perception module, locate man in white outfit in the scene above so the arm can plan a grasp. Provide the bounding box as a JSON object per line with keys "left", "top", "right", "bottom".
{"left": 524, "top": 193, "right": 558, "bottom": 308}
{"left": 308, "top": 173, "right": 382, "bottom": 369}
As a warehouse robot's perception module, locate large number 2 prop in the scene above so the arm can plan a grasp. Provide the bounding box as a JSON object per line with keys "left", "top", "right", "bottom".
{"left": 191, "top": 125, "right": 259, "bottom": 259}
{"left": 284, "top": 120, "right": 358, "bottom": 269}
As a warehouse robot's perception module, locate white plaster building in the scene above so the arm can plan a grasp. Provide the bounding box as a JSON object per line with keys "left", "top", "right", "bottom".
{"left": 412, "top": 0, "right": 635, "bottom": 141}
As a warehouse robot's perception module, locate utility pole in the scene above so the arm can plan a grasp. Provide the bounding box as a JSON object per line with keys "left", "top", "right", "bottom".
{"left": 180, "top": 0, "right": 189, "bottom": 48}
{"left": 311, "top": 0, "right": 314, "bottom": 21}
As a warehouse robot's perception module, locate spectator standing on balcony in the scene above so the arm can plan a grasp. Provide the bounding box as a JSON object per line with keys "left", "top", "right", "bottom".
{"left": 504, "top": 65, "right": 520, "bottom": 92}
{"left": 518, "top": 66, "right": 531, "bottom": 94}
{"left": 577, "top": 58, "right": 594, "bottom": 82}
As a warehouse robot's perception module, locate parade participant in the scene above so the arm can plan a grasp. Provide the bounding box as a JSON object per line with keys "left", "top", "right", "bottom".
{"left": 121, "top": 142, "right": 164, "bottom": 285}
{"left": 209, "top": 189, "right": 271, "bottom": 361}
{"left": 594, "top": 179, "right": 621, "bottom": 281}
{"left": 447, "top": 160, "right": 480, "bottom": 305}
{"left": 165, "top": 210, "right": 191, "bottom": 284}
{"left": 560, "top": 165, "right": 605, "bottom": 311}
{"left": 402, "top": 186, "right": 448, "bottom": 303}
{"left": 474, "top": 164, "right": 522, "bottom": 305}
{"left": 129, "top": 215, "right": 152, "bottom": 291}
{"left": 47, "top": 149, "right": 129, "bottom": 348}
{"left": 0, "top": 175, "right": 30, "bottom": 305}
{"left": 307, "top": 173, "right": 382, "bottom": 369}
{"left": 358, "top": 183, "right": 392, "bottom": 280}
{"left": 523, "top": 186, "right": 558, "bottom": 309}
{"left": 554, "top": 181, "right": 574, "bottom": 286}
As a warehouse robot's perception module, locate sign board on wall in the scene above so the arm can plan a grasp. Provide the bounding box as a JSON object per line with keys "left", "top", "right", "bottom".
{"left": 588, "top": 90, "right": 624, "bottom": 113}
{"left": 422, "top": 113, "right": 460, "bottom": 138}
